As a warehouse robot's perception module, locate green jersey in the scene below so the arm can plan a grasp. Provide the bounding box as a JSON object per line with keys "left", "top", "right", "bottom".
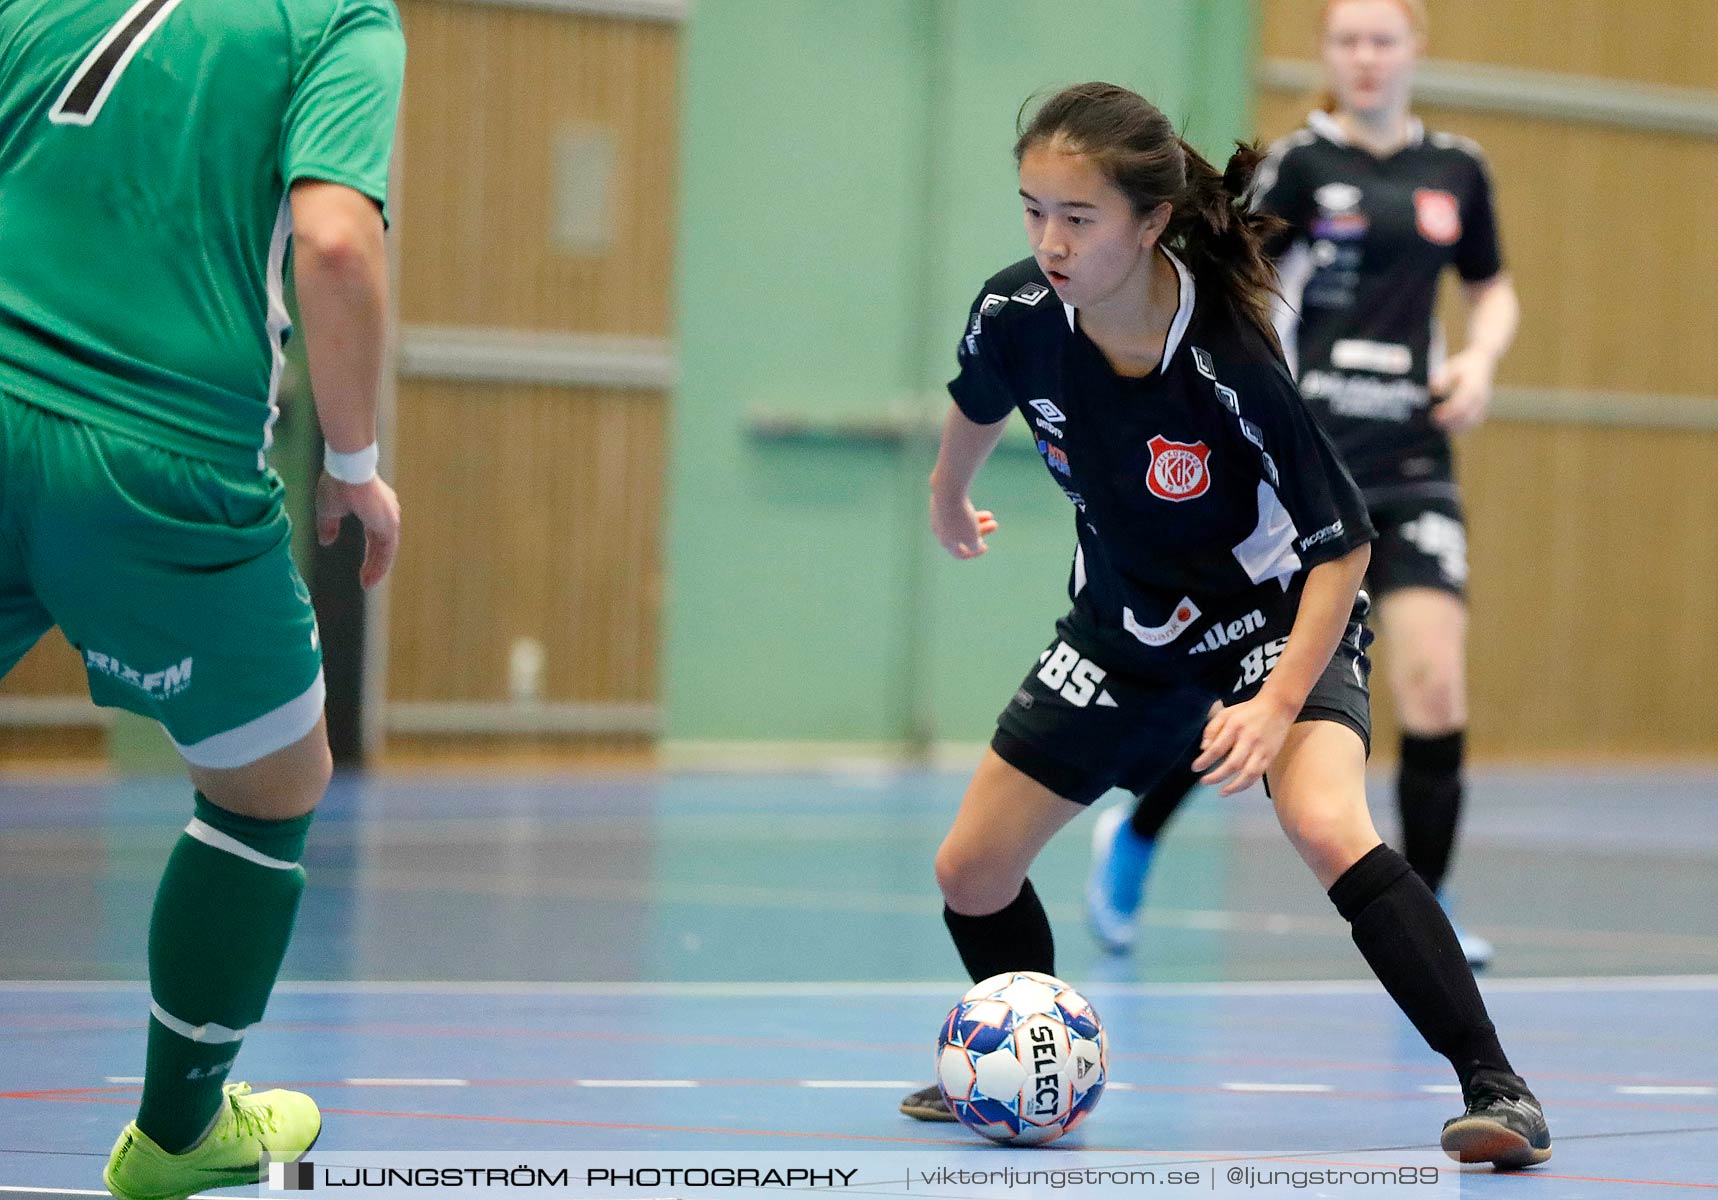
{"left": 0, "top": 0, "right": 404, "bottom": 469}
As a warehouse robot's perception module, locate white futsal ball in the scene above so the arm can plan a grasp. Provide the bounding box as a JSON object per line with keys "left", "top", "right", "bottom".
{"left": 935, "top": 970, "right": 1107, "bottom": 1145}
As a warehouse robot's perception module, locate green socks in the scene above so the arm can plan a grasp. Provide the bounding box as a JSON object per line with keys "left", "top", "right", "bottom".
{"left": 136, "top": 793, "right": 312, "bottom": 1153}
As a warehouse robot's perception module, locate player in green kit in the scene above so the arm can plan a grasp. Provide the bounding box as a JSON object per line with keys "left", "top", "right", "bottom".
{"left": 0, "top": 2, "right": 404, "bottom": 1195}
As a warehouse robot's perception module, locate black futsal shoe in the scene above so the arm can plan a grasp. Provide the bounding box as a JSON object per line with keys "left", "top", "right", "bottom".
{"left": 1440, "top": 1069, "right": 1552, "bottom": 1168}
{"left": 899, "top": 1083, "right": 957, "bottom": 1122}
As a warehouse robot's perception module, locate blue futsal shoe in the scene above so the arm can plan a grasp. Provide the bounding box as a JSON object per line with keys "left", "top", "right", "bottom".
{"left": 1438, "top": 891, "right": 1495, "bottom": 971}
{"left": 1086, "top": 804, "right": 1155, "bottom": 954}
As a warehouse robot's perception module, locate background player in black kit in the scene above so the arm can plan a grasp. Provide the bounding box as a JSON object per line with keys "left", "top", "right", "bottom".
{"left": 897, "top": 81, "right": 1549, "bottom": 1169}
{"left": 1088, "top": 0, "right": 1519, "bottom": 969}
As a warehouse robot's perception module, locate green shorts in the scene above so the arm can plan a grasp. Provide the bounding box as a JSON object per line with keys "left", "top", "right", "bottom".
{"left": 0, "top": 393, "right": 323, "bottom": 767}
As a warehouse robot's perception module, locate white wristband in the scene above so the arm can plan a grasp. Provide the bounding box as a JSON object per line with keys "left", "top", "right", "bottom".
{"left": 324, "top": 442, "right": 379, "bottom": 485}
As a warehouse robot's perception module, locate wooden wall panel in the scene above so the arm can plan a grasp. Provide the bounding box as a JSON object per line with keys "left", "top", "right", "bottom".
{"left": 385, "top": 380, "right": 665, "bottom": 707}
{"left": 1260, "top": 0, "right": 1718, "bottom": 90}
{"left": 0, "top": 726, "right": 104, "bottom": 765}
{"left": 1457, "top": 423, "right": 1718, "bottom": 758}
{"left": 395, "top": 0, "right": 678, "bottom": 336}
{"left": 382, "top": 2, "right": 679, "bottom": 754}
{"left": 381, "top": 732, "right": 653, "bottom": 768}
{"left": 1363, "top": 424, "right": 1718, "bottom": 760}
{"left": 0, "top": 637, "right": 104, "bottom": 767}
{"left": 0, "top": 631, "right": 85, "bottom": 697}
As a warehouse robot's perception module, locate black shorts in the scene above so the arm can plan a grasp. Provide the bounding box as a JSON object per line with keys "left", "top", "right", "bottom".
{"left": 991, "top": 600, "right": 1373, "bottom": 806}
{"left": 1366, "top": 494, "right": 1466, "bottom": 599}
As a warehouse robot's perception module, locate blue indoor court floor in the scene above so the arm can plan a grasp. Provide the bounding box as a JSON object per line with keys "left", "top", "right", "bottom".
{"left": 2, "top": 765, "right": 1716, "bottom": 1197}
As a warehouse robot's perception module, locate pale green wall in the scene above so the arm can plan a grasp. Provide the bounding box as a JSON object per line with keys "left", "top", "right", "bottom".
{"left": 667, "top": 0, "right": 1257, "bottom": 746}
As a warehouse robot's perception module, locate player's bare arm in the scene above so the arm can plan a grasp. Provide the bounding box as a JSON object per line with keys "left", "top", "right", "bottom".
{"left": 929, "top": 403, "right": 1007, "bottom": 559}
{"left": 1431, "top": 272, "right": 1520, "bottom": 434}
{"left": 292, "top": 179, "right": 399, "bottom": 589}
{"left": 1196, "top": 542, "right": 1371, "bottom": 795}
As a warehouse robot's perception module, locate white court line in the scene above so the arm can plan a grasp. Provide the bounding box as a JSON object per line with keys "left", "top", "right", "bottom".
{"left": 343, "top": 1078, "right": 469, "bottom": 1086}
{"left": 2, "top": 974, "right": 1716, "bottom": 998}
{"left": 800, "top": 1080, "right": 922, "bottom": 1089}
{"left": 573, "top": 1079, "right": 698, "bottom": 1088}
{"left": 88, "top": 1077, "right": 1718, "bottom": 1095}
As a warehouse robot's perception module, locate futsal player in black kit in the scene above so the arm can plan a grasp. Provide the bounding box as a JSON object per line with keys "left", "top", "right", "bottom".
{"left": 1088, "top": 0, "right": 1518, "bottom": 969}
{"left": 896, "top": 82, "right": 1550, "bottom": 1168}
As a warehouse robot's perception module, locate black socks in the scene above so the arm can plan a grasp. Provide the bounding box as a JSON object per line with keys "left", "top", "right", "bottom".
{"left": 944, "top": 879, "right": 1054, "bottom": 981}
{"left": 1398, "top": 730, "right": 1464, "bottom": 893}
{"left": 1328, "top": 843, "right": 1511, "bottom": 1093}
{"left": 1129, "top": 758, "right": 1201, "bottom": 840}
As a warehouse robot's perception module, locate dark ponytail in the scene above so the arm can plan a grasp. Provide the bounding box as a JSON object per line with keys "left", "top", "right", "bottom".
{"left": 1015, "top": 83, "right": 1286, "bottom": 349}
{"left": 1168, "top": 137, "right": 1287, "bottom": 351}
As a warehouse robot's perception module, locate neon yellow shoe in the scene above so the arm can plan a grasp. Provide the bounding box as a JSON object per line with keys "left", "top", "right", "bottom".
{"left": 103, "top": 1083, "right": 321, "bottom": 1200}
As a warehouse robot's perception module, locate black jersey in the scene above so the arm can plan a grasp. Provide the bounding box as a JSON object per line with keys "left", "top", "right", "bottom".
{"left": 1253, "top": 111, "right": 1503, "bottom": 500}
{"left": 948, "top": 251, "right": 1375, "bottom": 685}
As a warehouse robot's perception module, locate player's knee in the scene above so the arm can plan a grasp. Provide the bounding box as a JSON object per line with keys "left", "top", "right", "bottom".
{"left": 934, "top": 843, "right": 1016, "bottom": 915}
{"left": 192, "top": 728, "right": 332, "bottom": 821}
{"left": 260, "top": 732, "right": 332, "bottom": 815}
{"left": 1398, "top": 665, "right": 1464, "bottom": 731}
{"left": 1279, "top": 805, "right": 1371, "bottom": 878}
{"left": 932, "top": 845, "right": 975, "bottom": 907}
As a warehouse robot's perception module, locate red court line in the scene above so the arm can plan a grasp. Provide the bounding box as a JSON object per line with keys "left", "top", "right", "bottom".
{"left": 1285, "top": 1159, "right": 1718, "bottom": 1192}
{"left": 0, "top": 1092, "right": 974, "bottom": 1146}
{"left": 7, "top": 1093, "right": 1718, "bottom": 1186}
{"left": 253, "top": 1019, "right": 1718, "bottom": 1090}
{"left": 319, "top": 1106, "right": 977, "bottom": 1146}
{"left": 6, "top": 1012, "right": 1698, "bottom": 1092}
{"left": 7, "top": 1080, "right": 1718, "bottom": 1119}
{"left": 0, "top": 1018, "right": 136, "bottom": 1032}
{"left": 1508, "top": 1172, "right": 1718, "bottom": 1190}
{"left": 347, "top": 1076, "right": 1706, "bottom": 1118}
{"left": 311, "top": 1079, "right": 1718, "bottom": 1115}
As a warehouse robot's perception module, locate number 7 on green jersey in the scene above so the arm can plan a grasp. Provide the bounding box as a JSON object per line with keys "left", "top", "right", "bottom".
{"left": 50, "top": 0, "right": 186, "bottom": 127}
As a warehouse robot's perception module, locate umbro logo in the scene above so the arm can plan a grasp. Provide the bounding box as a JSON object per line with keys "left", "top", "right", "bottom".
{"left": 1031, "top": 400, "right": 1067, "bottom": 442}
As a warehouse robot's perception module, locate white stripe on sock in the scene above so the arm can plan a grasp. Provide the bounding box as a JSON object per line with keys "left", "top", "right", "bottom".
{"left": 183, "top": 818, "right": 298, "bottom": 870}
{"left": 150, "top": 1001, "right": 248, "bottom": 1044}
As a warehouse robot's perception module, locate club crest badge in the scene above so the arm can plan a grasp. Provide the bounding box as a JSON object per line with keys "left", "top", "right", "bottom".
{"left": 1414, "top": 188, "right": 1461, "bottom": 246}
{"left": 1146, "top": 436, "right": 1211, "bottom": 501}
